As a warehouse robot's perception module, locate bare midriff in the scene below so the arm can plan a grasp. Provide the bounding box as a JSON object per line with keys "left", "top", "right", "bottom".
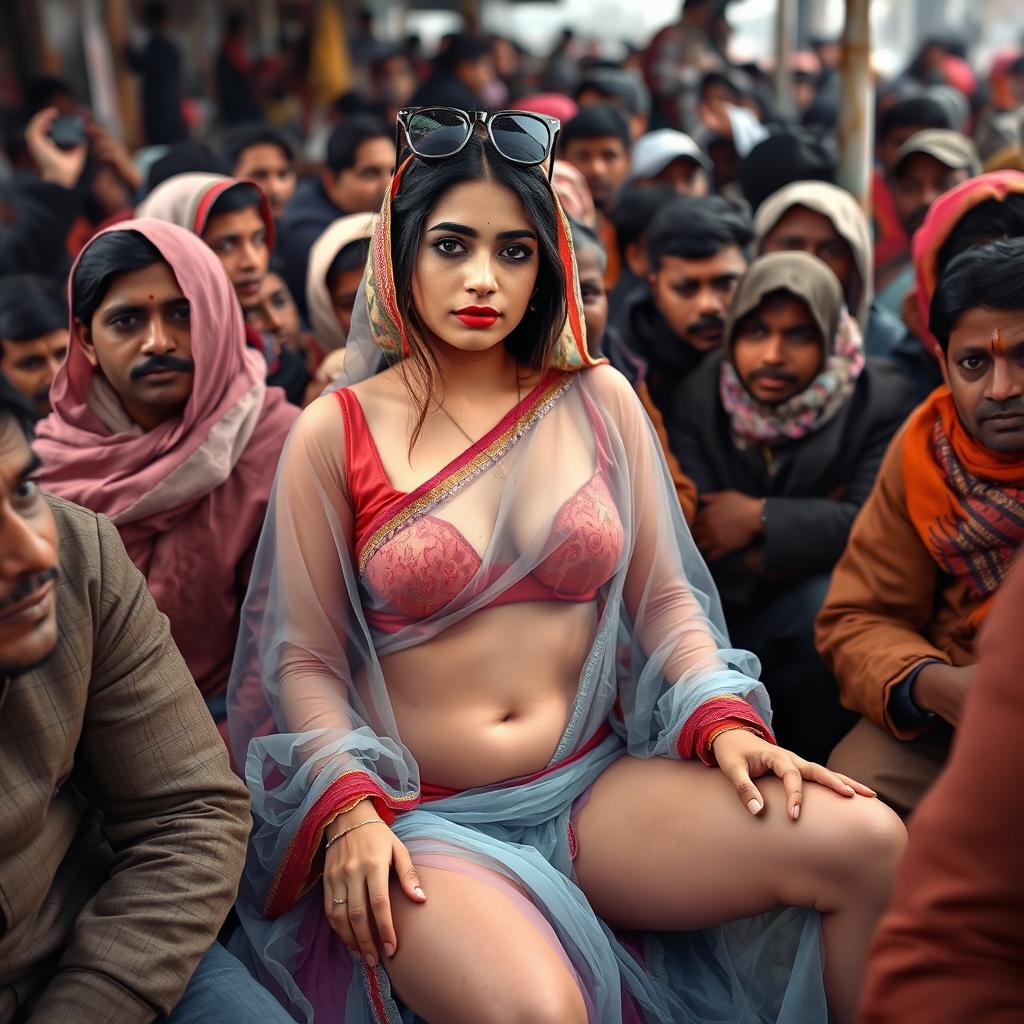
{"left": 365, "top": 600, "right": 598, "bottom": 790}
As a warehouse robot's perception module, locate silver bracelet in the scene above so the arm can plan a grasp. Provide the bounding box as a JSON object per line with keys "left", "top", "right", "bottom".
{"left": 324, "top": 818, "right": 385, "bottom": 852}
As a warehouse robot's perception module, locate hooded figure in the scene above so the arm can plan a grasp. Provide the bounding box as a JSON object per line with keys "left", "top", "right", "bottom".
{"left": 305, "top": 212, "right": 378, "bottom": 353}
{"left": 754, "top": 180, "right": 906, "bottom": 359}
{"left": 136, "top": 170, "right": 275, "bottom": 245}
{"left": 34, "top": 219, "right": 298, "bottom": 733}
{"left": 911, "top": 169, "right": 1024, "bottom": 355}
{"left": 667, "top": 251, "right": 916, "bottom": 761}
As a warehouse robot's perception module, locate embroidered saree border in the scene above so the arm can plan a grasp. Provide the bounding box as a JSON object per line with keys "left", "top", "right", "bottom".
{"left": 265, "top": 770, "right": 419, "bottom": 919}
{"left": 356, "top": 370, "right": 574, "bottom": 574}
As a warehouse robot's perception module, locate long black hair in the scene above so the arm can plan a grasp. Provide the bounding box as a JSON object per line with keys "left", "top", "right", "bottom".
{"left": 390, "top": 127, "right": 567, "bottom": 443}
{"left": 71, "top": 230, "right": 166, "bottom": 327}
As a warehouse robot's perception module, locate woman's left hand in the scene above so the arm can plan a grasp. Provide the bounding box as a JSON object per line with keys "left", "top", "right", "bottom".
{"left": 711, "top": 728, "right": 876, "bottom": 821}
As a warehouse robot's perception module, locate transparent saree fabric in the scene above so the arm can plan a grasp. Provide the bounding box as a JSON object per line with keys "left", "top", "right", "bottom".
{"left": 227, "top": 353, "right": 827, "bottom": 1021}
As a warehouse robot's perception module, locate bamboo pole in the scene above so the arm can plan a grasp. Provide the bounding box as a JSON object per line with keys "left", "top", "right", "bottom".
{"left": 773, "top": 0, "right": 795, "bottom": 118}
{"left": 836, "top": 0, "right": 873, "bottom": 210}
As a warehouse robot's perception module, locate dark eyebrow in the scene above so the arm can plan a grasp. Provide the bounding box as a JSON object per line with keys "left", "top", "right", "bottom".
{"left": 427, "top": 222, "right": 537, "bottom": 242}
{"left": 102, "top": 303, "right": 146, "bottom": 320}
{"left": 18, "top": 452, "right": 41, "bottom": 481}
{"left": 428, "top": 221, "right": 476, "bottom": 237}
{"left": 957, "top": 345, "right": 990, "bottom": 358}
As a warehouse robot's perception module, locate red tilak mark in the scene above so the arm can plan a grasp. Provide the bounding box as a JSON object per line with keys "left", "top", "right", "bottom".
{"left": 148, "top": 294, "right": 155, "bottom": 301}
{"left": 990, "top": 327, "right": 1006, "bottom": 355}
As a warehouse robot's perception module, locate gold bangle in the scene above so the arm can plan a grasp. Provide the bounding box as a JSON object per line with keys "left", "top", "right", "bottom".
{"left": 324, "top": 818, "right": 385, "bottom": 852}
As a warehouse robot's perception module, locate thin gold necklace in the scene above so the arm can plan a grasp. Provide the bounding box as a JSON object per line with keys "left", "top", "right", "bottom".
{"left": 435, "top": 372, "right": 523, "bottom": 479}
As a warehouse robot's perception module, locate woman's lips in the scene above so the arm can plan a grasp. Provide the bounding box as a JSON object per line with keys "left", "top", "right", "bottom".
{"left": 454, "top": 307, "right": 501, "bottom": 329}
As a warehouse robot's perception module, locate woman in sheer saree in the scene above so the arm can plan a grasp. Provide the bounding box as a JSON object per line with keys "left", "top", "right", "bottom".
{"left": 228, "top": 115, "right": 905, "bottom": 1024}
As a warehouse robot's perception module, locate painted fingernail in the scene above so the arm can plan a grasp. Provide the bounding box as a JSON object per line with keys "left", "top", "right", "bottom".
{"left": 383, "top": 942, "right": 395, "bottom": 958}
{"left": 791, "top": 804, "right": 800, "bottom": 821}
{"left": 844, "top": 784, "right": 856, "bottom": 795}
{"left": 747, "top": 799, "right": 762, "bottom": 815}
{"left": 365, "top": 954, "right": 377, "bottom": 969}
{"left": 414, "top": 886, "right": 426, "bottom": 899}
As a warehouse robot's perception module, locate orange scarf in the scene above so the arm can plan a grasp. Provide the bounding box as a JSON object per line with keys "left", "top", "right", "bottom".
{"left": 903, "top": 387, "right": 1024, "bottom": 628}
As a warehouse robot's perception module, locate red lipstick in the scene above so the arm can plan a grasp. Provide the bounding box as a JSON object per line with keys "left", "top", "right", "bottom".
{"left": 454, "top": 305, "right": 501, "bottom": 329}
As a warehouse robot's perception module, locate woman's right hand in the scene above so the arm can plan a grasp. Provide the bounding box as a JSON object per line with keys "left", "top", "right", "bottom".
{"left": 323, "top": 799, "right": 426, "bottom": 967}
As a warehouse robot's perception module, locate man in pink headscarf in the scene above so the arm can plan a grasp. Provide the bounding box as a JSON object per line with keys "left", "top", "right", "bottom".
{"left": 34, "top": 219, "right": 298, "bottom": 742}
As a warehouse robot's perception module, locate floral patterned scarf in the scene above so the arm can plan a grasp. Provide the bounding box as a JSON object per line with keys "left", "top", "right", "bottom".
{"left": 719, "top": 251, "right": 865, "bottom": 447}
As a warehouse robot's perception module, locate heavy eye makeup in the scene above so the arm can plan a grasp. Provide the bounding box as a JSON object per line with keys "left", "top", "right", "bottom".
{"left": 429, "top": 237, "right": 534, "bottom": 262}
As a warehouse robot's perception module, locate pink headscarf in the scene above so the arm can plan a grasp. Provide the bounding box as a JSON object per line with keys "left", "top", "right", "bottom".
{"left": 516, "top": 93, "right": 579, "bottom": 124}
{"left": 36, "top": 219, "right": 298, "bottom": 702}
{"left": 912, "top": 170, "right": 1024, "bottom": 356}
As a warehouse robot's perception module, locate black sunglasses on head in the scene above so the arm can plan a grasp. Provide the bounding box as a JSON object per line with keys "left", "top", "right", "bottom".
{"left": 396, "top": 107, "right": 561, "bottom": 179}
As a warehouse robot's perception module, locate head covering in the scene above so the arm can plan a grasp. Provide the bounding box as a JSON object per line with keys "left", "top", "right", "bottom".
{"left": 753, "top": 180, "right": 873, "bottom": 330}
{"left": 739, "top": 131, "right": 837, "bottom": 211}
{"left": 894, "top": 129, "right": 981, "bottom": 176}
{"left": 902, "top": 387, "right": 1024, "bottom": 632}
{"left": 719, "top": 250, "right": 864, "bottom": 446}
{"left": 629, "top": 129, "right": 710, "bottom": 181}
{"left": 34, "top": 219, "right": 298, "bottom": 698}
{"left": 516, "top": 93, "right": 578, "bottom": 123}
{"left": 352, "top": 154, "right": 602, "bottom": 375}
{"left": 305, "top": 212, "right": 378, "bottom": 351}
{"left": 912, "top": 170, "right": 1024, "bottom": 355}
{"left": 136, "top": 171, "right": 276, "bottom": 248}
{"left": 551, "top": 159, "right": 597, "bottom": 230}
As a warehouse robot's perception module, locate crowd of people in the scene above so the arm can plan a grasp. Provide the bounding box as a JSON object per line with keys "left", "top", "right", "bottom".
{"left": 2, "top": 0, "right": 1023, "bottom": 1021}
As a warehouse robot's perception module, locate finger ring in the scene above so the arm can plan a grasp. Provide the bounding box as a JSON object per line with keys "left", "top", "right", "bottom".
{"left": 332, "top": 898, "right": 348, "bottom": 906}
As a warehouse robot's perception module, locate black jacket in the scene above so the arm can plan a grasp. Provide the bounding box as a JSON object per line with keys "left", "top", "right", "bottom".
{"left": 667, "top": 351, "right": 917, "bottom": 610}
{"left": 620, "top": 287, "right": 715, "bottom": 421}
{"left": 277, "top": 178, "right": 347, "bottom": 320}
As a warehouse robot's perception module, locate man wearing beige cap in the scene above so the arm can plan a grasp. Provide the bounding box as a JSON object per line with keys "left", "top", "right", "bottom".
{"left": 877, "top": 129, "right": 981, "bottom": 316}
{"left": 628, "top": 128, "right": 712, "bottom": 196}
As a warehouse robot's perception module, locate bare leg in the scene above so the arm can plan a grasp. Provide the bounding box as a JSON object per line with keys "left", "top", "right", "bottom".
{"left": 573, "top": 757, "right": 906, "bottom": 1024}
{"left": 385, "top": 860, "right": 588, "bottom": 1024}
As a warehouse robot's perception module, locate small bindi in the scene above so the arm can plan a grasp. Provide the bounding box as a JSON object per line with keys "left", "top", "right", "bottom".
{"left": 990, "top": 327, "right": 1006, "bottom": 355}
{"left": 148, "top": 294, "right": 155, "bottom": 301}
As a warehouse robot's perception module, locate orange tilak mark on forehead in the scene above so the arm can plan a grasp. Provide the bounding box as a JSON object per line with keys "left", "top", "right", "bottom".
{"left": 990, "top": 327, "right": 1006, "bottom": 355}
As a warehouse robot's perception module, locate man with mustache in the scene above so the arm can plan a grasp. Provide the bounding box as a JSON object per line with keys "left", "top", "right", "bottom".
{"left": 621, "top": 194, "right": 751, "bottom": 419}
{"left": 0, "top": 275, "right": 69, "bottom": 418}
{"left": 668, "top": 252, "right": 915, "bottom": 762}
{"left": 34, "top": 222, "right": 297, "bottom": 742}
{"left": 0, "top": 378, "right": 293, "bottom": 1021}
{"left": 818, "top": 238, "right": 1024, "bottom": 817}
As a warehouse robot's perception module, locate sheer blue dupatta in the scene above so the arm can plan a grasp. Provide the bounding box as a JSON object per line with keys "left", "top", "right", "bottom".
{"left": 226, "top": 150, "right": 825, "bottom": 1022}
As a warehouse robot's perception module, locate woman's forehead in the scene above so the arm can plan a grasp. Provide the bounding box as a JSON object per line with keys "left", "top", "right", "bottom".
{"left": 427, "top": 179, "right": 534, "bottom": 232}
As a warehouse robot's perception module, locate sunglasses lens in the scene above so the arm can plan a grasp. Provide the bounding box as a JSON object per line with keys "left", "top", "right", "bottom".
{"left": 490, "top": 113, "right": 550, "bottom": 164}
{"left": 406, "top": 109, "right": 471, "bottom": 157}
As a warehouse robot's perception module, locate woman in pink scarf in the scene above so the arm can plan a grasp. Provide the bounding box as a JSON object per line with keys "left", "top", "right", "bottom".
{"left": 35, "top": 218, "right": 298, "bottom": 738}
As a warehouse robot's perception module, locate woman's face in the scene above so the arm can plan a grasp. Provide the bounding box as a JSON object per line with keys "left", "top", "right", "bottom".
{"left": 411, "top": 179, "right": 540, "bottom": 357}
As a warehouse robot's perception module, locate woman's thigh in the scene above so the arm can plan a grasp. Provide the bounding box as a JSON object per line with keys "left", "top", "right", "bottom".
{"left": 385, "top": 858, "right": 588, "bottom": 1024}
{"left": 572, "top": 755, "right": 903, "bottom": 932}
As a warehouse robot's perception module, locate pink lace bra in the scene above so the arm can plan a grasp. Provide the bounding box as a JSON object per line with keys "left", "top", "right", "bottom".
{"left": 336, "top": 380, "right": 624, "bottom": 633}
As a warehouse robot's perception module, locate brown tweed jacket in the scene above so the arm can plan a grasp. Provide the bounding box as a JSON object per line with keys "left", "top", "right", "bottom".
{"left": 0, "top": 496, "right": 251, "bottom": 1024}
